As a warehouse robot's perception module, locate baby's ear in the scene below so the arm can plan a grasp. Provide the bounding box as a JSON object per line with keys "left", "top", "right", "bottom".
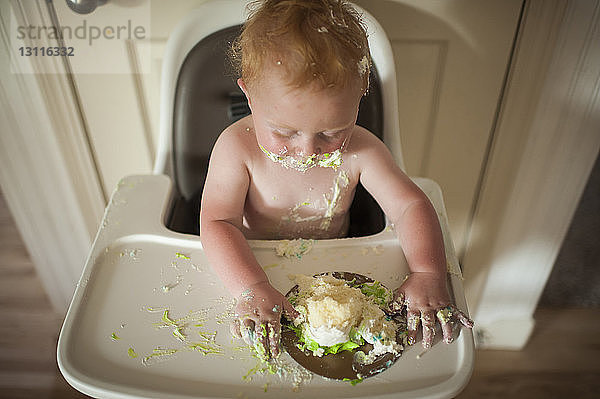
{"left": 237, "top": 78, "right": 252, "bottom": 107}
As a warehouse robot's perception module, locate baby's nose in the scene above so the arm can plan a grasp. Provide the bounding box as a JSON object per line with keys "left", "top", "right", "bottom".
{"left": 297, "top": 136, "right": 321, "bottom": 156}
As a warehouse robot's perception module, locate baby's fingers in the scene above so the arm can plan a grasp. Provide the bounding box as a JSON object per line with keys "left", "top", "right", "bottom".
{"left": 267, "top": 320, "right": 281, "bottom": 358}
{"left": 281, "top": 299, "right": 299, "bottom": 322}
{"left": 436, "top": 307, "right": 454, "bottom": 344}
{"left": 436, "top": 305, "right": 474, "bottom": 344}
{"left": 421, "top": 310, "right": 436, "bottom": 349}
{"left": 456, "top": 309, "right": 474, "bottom": 329}
{"left": 390, "top": 291, "right": 405, "bottom": 314}
{"left": 437, "top": 304, "right": 474, "bottom": 329}
{"left": 230, "top": 318, "right": 242, "bottom": 339}
{"left": 240, "top": 318, "right": 256, "bottom": 346}
{"left": 406, "top": 309, "right": 420, "bottom": 345}
{"left": 254, "top": 322, "right": 271, "bottom": 360}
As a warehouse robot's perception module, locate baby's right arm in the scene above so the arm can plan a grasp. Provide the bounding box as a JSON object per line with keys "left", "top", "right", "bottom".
{"left": 199, "top": 128, "right": 296, "bottom": 359}
{"left": 200, "top": 129, "right": 264, "bottom": 296}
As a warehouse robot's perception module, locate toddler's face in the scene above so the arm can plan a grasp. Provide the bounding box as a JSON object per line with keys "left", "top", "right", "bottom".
{"left": 239, "top": 72, "right": 363, "bottom": 168}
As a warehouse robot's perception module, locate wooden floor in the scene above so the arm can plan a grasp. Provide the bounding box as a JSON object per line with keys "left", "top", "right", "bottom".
{"left": 0, "top": 191, "right": 598, "bottom": 398}
{"left": 457, "top": 308, "right": 600, "bottom": 398}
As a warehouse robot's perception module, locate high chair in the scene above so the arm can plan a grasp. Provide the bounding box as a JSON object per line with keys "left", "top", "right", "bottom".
{"left": 57, "top": 1, "right": 474, "bottom": 397}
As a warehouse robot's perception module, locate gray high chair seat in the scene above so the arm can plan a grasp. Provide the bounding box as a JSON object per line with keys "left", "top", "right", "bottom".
{"left": 165, "top": 24, "right": 386, "bottom": 238}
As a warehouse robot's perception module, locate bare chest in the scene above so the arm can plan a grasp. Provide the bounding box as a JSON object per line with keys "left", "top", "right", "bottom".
{"left": 244, "top": 164, "right": 357, "bottom": 239}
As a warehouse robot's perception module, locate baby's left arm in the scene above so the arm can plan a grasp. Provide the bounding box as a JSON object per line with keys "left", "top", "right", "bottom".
{"left": 354, "top": 129, "right": 473, "bottom": 348}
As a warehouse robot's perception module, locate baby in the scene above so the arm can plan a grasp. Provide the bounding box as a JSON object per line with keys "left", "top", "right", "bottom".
{"left": 200, "top": 0, "right": 472, "bottom": 359}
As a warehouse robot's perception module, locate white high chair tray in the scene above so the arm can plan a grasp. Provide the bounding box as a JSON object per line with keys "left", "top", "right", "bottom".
{"left": 57, "top": 175, "right": 473, "bottom": 399}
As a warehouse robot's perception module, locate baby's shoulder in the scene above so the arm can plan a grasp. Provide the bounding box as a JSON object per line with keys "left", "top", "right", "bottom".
{"left": 346, "top": 125, "right": 400, "bottom": 176}
{"left": 347, "top": 125, "right": 390, "bottom": 157}
{"left": 212, "top": 116, "right": 256, "bottom": 160}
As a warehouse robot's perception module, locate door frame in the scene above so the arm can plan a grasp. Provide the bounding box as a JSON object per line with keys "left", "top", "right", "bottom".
{"left": 0, "top": 0, "right": 105, "bottom": 311}
{"left": 461, "top": 0, "right": 600, "bottom": 349}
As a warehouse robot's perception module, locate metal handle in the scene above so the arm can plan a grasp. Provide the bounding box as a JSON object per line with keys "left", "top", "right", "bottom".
{"left": 65, "top": 0, "right": 108, "bottom": 15}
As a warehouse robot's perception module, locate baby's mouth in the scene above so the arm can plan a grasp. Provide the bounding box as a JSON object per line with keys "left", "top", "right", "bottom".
{"left": 284, "top": 153, "right": 318, "bottom": 171}
{"left": 259, "top": 145, "right": 344, "bottom": 172}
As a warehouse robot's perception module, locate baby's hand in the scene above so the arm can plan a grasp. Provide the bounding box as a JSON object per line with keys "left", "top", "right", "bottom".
{"left": 391, "top": 272, "right": 473, "bottom": 349}
{"left": 230, "top": 281, "right": 298, "bottom": 360}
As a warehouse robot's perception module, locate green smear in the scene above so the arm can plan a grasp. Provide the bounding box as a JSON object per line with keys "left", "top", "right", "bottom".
{"left": 359, "top": 281, "right": 391, "bottom": 307}
{"left": 343, "top": 377, "right": 363, "bottom": 386}
{"left": 243, "top": 355, "right": 278, "bottom": 381}
{"left": 128, "top": 347, "right": 138, "bottom": 358}
{"left": 173, "top": 327, "right": 186, "bottom": 341}
{"left": 143, "top": 348, "right": 178, "bottom": 364}
{"left": 161, "top": 310, "right": 178, "bottom": 326}
{"left": 324, "top": 340, "right": 361, "bottom": 355}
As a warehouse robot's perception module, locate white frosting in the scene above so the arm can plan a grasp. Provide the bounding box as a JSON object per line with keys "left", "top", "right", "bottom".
{"left": 280, "top": 170, "right": 349, "bottom": 231}
{"left": 320, "top": 170, "right": 349, "bottom": 229}
{"left": 308, "top": 325, "right": 349, "bottom": 347}
{"left": 275, "top": 239, "right": 314, "bottom": 259}
{"left": 358, "top": 55, "right": 369, "bottom": 76}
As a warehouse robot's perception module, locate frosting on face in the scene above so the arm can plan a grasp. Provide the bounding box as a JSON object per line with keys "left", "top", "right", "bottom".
{"left": 258, "top": 134, "right": 351, "bottom": 236}
{"left": 259, "top": 144, "right": 344, "bottom": 172}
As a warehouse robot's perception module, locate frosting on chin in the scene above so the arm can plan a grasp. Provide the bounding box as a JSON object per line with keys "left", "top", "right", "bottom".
{"left": 308, "top": 325, "right": 349, "bottom": 347}
{"left": 258, "top": 144, "right": 344, "bottom": 172}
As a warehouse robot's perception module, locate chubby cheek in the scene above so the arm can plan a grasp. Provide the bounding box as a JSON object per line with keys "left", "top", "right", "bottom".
{"left": 322, "top": 137, "right": 349, "bottom": 153}
{"left": 315, "top": 133, "right": 352, "bottom": 155}
{"left": 255, "top": 130, "right": 287, "bottom": 155}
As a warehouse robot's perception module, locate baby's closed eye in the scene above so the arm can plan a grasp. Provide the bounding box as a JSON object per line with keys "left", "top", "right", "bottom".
{"left": 272, "top": 129, "right": 296, "bottom": 138}
{"left": 319, "top": 131, "right": 343, "bottom": 140}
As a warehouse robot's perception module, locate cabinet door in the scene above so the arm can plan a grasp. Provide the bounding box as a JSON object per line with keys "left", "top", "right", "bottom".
{"left": 52, "top": 0, "right": 184, "bottom": 196}
{"left": 355, "top": 0, "right": 523, "bottom": 255}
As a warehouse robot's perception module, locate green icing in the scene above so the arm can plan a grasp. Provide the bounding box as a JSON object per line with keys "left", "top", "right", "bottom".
{"left": 286, "top": 324, "right": 363, "bottom": 357}
{"left": 343, "top": 377, "right": 363, "bottom": 386}
{"left": 175, "top": 252, "right": 190, "bottom": 260}
{"left": 259, "top": 144, "right": 344, "bottom": 172}
{"left": 128, "top": 347, "right": 138, "bottom": 358}
{"left": 359, "top": 281, "right": 392, "bottom": 307}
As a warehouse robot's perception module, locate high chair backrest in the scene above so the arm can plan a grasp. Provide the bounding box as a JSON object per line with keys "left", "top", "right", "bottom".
{"left": 155, "top": 0, "right": 402, "bottom": 236}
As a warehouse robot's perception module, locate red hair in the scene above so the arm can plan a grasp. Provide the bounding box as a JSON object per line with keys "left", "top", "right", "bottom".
{"left": 231, "top": 0, "right": 371, "bottom": 91}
